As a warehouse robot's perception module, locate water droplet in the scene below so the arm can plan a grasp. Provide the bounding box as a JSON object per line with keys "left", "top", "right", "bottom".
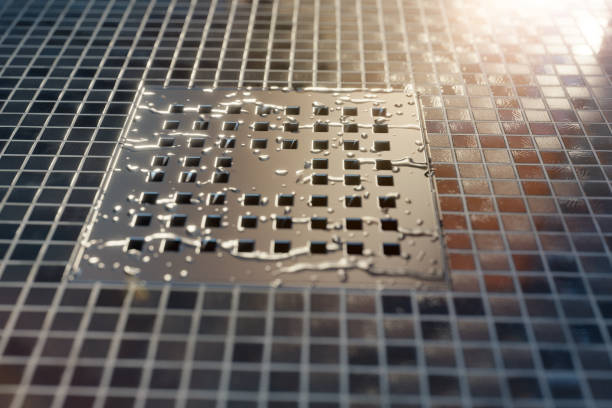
{"left": 124, "top": 265, "right": 141, "bottom": 276}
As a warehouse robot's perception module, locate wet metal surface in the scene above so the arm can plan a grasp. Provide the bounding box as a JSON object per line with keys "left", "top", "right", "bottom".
{"left": 73, "top": 88, "right": 445, "bottom": 288}
{"left": 0, "top": 0, "right": 612, "bottom": 407}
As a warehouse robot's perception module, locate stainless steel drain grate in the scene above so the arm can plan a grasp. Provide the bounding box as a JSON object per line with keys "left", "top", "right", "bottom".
{"left": 70, "top": 88, "right": 445, "bottom": 288}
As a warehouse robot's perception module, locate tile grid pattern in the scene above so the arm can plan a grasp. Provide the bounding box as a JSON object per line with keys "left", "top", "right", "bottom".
{"left": 0, "top": 0, "right": 609, "bottom": 407}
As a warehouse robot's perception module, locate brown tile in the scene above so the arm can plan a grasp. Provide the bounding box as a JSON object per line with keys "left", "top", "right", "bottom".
{"left": 507, "top": 233, "right": 538, "bottom": 250}
{"left": 551, "top": 182, "right": 581, "bottom": 196}
{"left": 522, "top": 181, "right": 551, "bottom": 195}
{"left": 507, "top": 136, "right": 534, "bottom": 149}
{"left": 446, "top": 108, "right": 471, "bottom": 120}
{"left": 462, "top": 180, "right": 491, "bottom": 195}
{"left": 451, "top": 274, "right": 481, "bottom": 293}
{"left": 458, "top": 164, "right": 485, "bottom": 178}
{"left": 472, "top": 109, "right": 497, "bottom": 120}
{"left": 444, "top": 96, "right": 469, "bottom": 108}
{"left": 437, "top": 179, "right": 460, "bottom": 194}
{"left": 456, "top": 149, "right": 482, "bottom": 162}
{"left": 513, "top": 254, "right": 544, "bottom": 272}
{"left": 479, "top": 136, "right": 506, "bottom": 148}
{"left": 498, "top": 109, "right": 521, "bottom": 121}
{"left": 476, "top": 120, "right": 502, "bottom": 133}
{"left": 439, "top": 196, "right": 463, "bottom": 212}
{"left": 449, "top": 121, "right": 476, "bottom": 134}
{"left": 529, "top": 122, "right": 556, "bottom": 135}
{"left": 551, "top": 109, "right": 577, "bottom": 122}
{"left": 533, "top": 216, "right": 565, "bottom": 232}
{"left": 517, "top": 165, "right": 545, "bottom": 179}
{"left": 511, "top": 150, "right": 540, "bottom": 164}
{"left": 469, "top": 214, "right": 500, "bottom": 230}
{"left": 561, "top": 137, "right": 590, "bottom": 151}
{"left": 466, "top": 197, "right": 494, "bottom": 212}
{"left": 426, "top": 121, "right": 447, "bottom": 134}
{"left": 445, "top": 233, "right": 471, "bottom": 249}
{"left": 527, "top": 197, "right": 557, "bottom": 213}
{"left": 479, "top": 253, "right": 510, "bottom": 270}
{"left": 484, "top": 275, "right": 515, "bottom": 293}
{"left": 577, "top": 110, "right": 603, "bottom": 123}
{"left": 502, "top": 121, "right": 529, "bottom": 135}
{"left": 442, "top": 214, "right": 468, "bottom": 230}
{"left": 484, "top": 150, "right": 510, "bottom": 163}
{"left": 474, "top": 233, "right": 505, "bottom": 250}
{"left": 496, "top": 197, "right": 526, "bottom": 213}
{"left": 492, "top": 180, "right": 521, "bottom": 195}
{"left": 540, "top": 151, "right": 568, "bottom": 164}
{"left": 452, "top": 134, "right": 478, "bottom": 148}
{"left": 487, "top": 165, "right": 516, "bottom": 179}
{"left": 534, "top": 136, "right": 562, "bottom": 150}
{"left": 430, "top": 148, "right": 453, "bottom": 162}
{"left": 432, "top": 164, "right": 457, "bottom": 178}
{"left": 545, "top": 166, "right": 575, "bottom": 180}
{"left": 424, "top": 108, "right": 444, "bottom": 120}
{"left": 428, "top": 135, "right": 451, "bottom": 148}
{"left": 501, "top": 214, "right": 532, "bottom": 231}
{"left": 495, "top": 98, "right": 519, "bottom": 109}
{"left": 449, "top": 253, "right": 476, "bottom": 270}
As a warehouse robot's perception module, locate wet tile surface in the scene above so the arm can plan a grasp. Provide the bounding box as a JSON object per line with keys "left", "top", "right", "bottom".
{"left": 0, "top": 0, "right": 611, "bottom": 406}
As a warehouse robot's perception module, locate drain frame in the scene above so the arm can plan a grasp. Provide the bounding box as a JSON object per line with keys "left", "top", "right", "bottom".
{"left": 69, "top": 87, "right": 447, "bottom": 289}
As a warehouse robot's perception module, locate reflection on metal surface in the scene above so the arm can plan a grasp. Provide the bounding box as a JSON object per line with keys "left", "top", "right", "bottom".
{"left": 71, "top": 88, "right": 445, "bottom": 288}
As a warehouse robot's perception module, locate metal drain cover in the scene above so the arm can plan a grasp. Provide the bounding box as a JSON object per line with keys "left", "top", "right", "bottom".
{"left": 70, "top": 87, "right": 446, "bottom": 288}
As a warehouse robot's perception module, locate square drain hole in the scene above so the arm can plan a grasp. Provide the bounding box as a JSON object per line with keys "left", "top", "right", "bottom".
{"left": 71, "top": 88, "right": 446, "bottom": 289}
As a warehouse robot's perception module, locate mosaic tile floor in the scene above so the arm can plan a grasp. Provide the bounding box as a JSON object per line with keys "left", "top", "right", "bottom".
{"left": 0, "top": 0, "right": 611, "bottom": 407}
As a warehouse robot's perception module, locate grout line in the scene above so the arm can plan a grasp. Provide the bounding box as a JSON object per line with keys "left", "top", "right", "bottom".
{"left": 298, "top": 289, "right": 310, "bottom": 408}
{"left": 338, "top": 288, "right": 349, "bottom": 408}
{"left": 287, "top": 0, "right": 299, "bottom": 89}
{"left": 90, "top": 286, "right": 137, "bottom": 408}
{"left": 374, "top": 289, "right": 390, "bottom": 408}
{"left": 174, "top": 285, "right": 205, "bottom": 408}
{"left": 132, "top": 285, "right": 171, "bottom": 408}
{"left": 237, "top": 0, "right": 259, "bottom": 89}
{"left": 374, "top": 0, "right": 390, "bottom": 89}
{"left": 335, "top": 0, "right": 341, "bottom": 89}
{"left": 262, "top": 0, "right": 279, "bottom": 89}
{"left": 312, "top": 0, "right": 320, "bottom": 88}
{"left": 7, "top": 279, "right": 67, "bottom": 408}
{"left": 212, "top": 0, "right": 238, "bottom": 89}
{"left": 163, "top": 0, "right": 198, "bottom": 88}
{"left": 256, "top": 288, "right": 274, "bottom": 408}
{"left": 215, "top": 285, "right": 239, "bottom": 408}
{"left": 187, "top": 0, "right": 218, "bottom": 89}
{"left": 49, "top": 283, "right": 102, "bottom": 408}
{"left": 355, "top": 0, "right": 366, "bottom": 89}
